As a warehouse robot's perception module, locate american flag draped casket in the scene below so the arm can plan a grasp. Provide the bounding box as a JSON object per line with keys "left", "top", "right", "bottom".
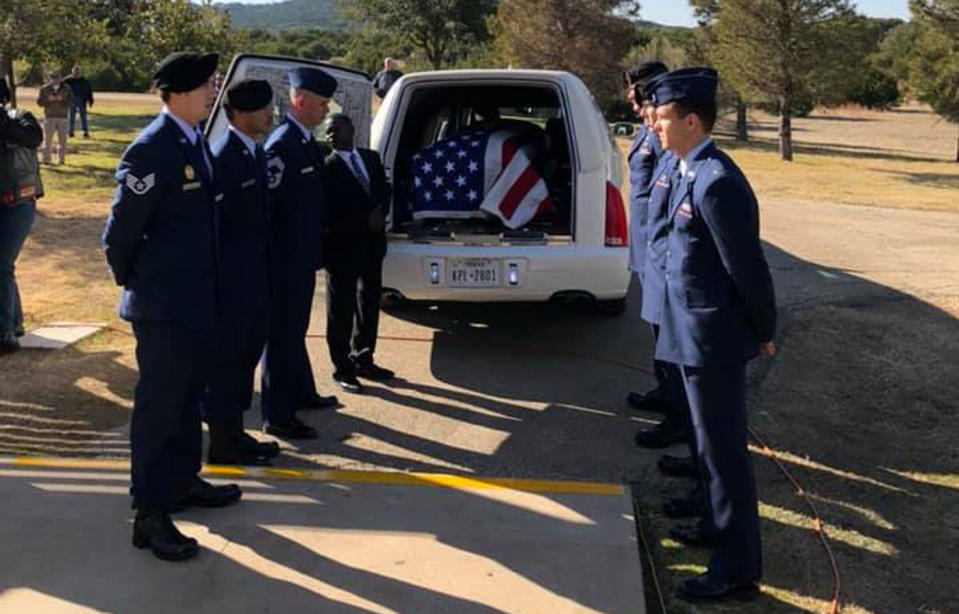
{"left": 406, "top": 123, "right": 552, "bottom": 230}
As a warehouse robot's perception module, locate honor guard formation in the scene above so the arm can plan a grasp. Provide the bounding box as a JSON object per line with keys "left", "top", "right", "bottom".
{"left": 96, "top": 48, "right": 775, "bottom": 604}
{"left": 623, "top": 63, "right": 777, "bottom": 602}
{"left": 102, "top": 52, "right": 395, "bottom": 562}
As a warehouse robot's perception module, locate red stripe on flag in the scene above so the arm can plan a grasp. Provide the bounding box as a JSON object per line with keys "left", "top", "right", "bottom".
{"left": 499, "top": 165, "right": 541, "bottom": 219}
{"left": 502, "top": 137, "right": 520, "bottom": 167}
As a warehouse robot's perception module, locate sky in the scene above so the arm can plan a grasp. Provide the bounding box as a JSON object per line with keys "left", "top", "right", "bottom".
{"left": 217, "top": 0, "right": 913, "bottom": 26}
{"left": 641, "top": 0, "right": 911, "bottom": 26}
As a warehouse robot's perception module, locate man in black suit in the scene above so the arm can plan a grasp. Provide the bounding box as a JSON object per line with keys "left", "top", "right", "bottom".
{"left": 323, "top": 113, "right": 394, "bottom": 393}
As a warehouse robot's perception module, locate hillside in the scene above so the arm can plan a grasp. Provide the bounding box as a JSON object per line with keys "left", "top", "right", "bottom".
{"left": 218, "top": 0, "right": 350, "bottom": 30}
{"left": 217, "top": 0, "right": 678, "bottom": 31}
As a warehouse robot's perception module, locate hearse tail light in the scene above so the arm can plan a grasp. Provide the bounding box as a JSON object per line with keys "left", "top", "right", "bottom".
{"left": 605, "top": 181, "right": 628, "bottom": 247}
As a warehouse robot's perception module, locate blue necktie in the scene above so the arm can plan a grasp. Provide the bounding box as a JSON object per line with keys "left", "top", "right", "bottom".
{"left": 348, "top": 151, "right": 371, "bottom": 194}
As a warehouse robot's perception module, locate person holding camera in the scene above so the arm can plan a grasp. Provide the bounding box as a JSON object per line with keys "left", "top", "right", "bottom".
{"left": 36, "top": 72, "right": 72, "bottom": 165}
{"left": 1, "top": 92, "right": 44, "bottom": 354}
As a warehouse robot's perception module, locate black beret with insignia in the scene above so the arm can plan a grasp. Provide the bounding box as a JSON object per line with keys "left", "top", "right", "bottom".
{"left": 153, "top": 51, "right": 219, "bottom": 93}
{"left": 225, "top": 79, "right": 273, "bottom": 111}
{"left": 288, "top": 67, "right": 337, "bottom": 97}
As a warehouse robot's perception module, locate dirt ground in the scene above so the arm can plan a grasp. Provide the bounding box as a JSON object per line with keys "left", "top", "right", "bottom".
{"left": 0, "top": 100, "right": 957, "bottom": 613}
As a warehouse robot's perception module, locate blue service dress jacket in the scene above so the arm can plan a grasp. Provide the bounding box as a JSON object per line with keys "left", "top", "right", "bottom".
{"left": 263, "top": 116, "right": 328, "bottom": 274}
{"left": 627, "top": 124, "right": 663, "bottom": 275}
{"left": 639, "top": 152, "right": 677, "bottom": 326}
{"left": 210, "top": 129, "right": 271, "bottom": 318}
{"left": 102, "top": 113, "right": 217, "bottom": 332}
{"left": 654, "top": 141, "right": 776, "bottom": 367}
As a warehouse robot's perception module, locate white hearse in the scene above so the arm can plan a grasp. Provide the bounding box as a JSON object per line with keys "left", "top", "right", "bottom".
{"left": 209, "top": 56, "right": 630, "bottom": 314}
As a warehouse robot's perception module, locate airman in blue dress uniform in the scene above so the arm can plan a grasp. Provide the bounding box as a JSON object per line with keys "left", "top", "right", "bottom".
{"left": 205, "top": 79, "right": 281, "bottom": 465}
{"left": 260, "top": 66, "right": 339, "bottom": 440}
{"left": 648, "top": 67, "right": 777, "bottom": 601}
{"left": 103, "top": 51, "right": 242, "bottom": 562}
{"left": 634, "top": 71, "right": 704, "bottom": 520}
{"left": 622, "top": 63, "right": 693, "bottom": 452}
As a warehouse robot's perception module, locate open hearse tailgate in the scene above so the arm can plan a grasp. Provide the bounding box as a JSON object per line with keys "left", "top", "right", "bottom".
{"left": 206, "top": 53, "right": 372, "bottom": 147}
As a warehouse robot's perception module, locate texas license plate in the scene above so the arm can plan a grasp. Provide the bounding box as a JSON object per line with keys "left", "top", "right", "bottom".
{"left": 448, "top": 259, "right": 502, "bottom": 287}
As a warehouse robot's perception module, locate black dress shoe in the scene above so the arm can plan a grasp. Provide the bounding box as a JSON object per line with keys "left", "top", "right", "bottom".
{"left": 355, "top": 363, "right": 395, "bottom": 380}
{"left": 668, "top": 523, "right": 714, "bottom": 547}
{"left": 174, "top": 478, "right": 242, "bottom": 510}
{"left": 663, "top": 491, "right": 707, "bottom": 519}
{"left": 677, "top": 572, "right": 759, "bottom": 602}
{"left": 658, "top": 454, "right": 698, "bottom": 478}
{"left": 238, "top": 430, "right": 281, "bottom": 459}
{"left": 335, "top": 375, "right": 363, "bottom": 393}
{"left": 634, "top": 415, "right": 688, "bottom": 449}
{"left": 0, "top": 332, "right": 20, "bottom": 355}
{"left": 264, "top": 417, "right": 317, "bottom": 440}
{"left": 626, "top": 388, "right": 671, "bottom": 413}
{"left": 298, "top": 393, "right": 339, "bottom": 410}
{"left": 132, "top": 510, "right": 199, "bottom": 561}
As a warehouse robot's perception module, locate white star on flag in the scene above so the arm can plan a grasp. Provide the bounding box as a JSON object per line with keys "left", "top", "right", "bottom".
{"left": 444, "top": 190, "right": 454, "bottom": 201}
{"left": 467, "top": 189, "right": 478, "bottom": 201}
{"left": 457, "top": 150, "right": 467, "bottom": 158}
{"left": 424, "top": 190, "right": 432, "bottom": 201}
{"left": 414, "top": 176, "right": 422, "bottom": 187}
{"left": 455, "top": 175, "right": 466, "bottom": 187}
{"left": 445, "top": 161, "right": 455, "bottom": 173}
{"left": 434, "top": 149, "right": 445, "bottom": 159}
{"left": 433, "top": 176, "right": 444, "bottom": 187}
{"left": 468, "top": 161, "right": 479, "bottom": 172}
{"left": 422, "top": 161, "right": 433, "bottom": 174}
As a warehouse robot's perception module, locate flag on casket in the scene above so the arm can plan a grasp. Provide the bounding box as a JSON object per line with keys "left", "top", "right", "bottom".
{"left": 408, "top": 125, "right": 551, "bottom": 230}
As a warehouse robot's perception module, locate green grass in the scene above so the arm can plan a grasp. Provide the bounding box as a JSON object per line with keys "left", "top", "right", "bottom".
{"left": 20, "top": 98, "right": 160, "bottom": 205}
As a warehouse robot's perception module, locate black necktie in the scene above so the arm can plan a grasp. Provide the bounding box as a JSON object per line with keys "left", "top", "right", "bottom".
{"left": 254, "top": 145, "right": 267, "bottom": 183}
{"left": 194, "top": 136, "right": 212, "bottom": 184}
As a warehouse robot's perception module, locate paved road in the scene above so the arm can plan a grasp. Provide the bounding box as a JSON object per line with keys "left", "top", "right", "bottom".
{"left": 263, "top": 196, "right": 959, "bottom": 482}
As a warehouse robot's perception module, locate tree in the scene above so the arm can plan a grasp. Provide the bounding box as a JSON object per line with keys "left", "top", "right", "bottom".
{"left": 713, "top": 0, "right": 854, "bottom": 161}
{"left": 686, "top": 0, "right": 751, "bottom": 141}
{"left": 78, "top": 0, "right": 242, "bottom": 91}
{"left": 492, "top": 0, "right": 640, "bottom": 113}
{"left": 343, "top": 0, "right": 497, "bottom": 70}
{"left": 874, "top": 21, "right": 919, "bottom": 89}
{"left": 0, "top": 0, "right": 107, "bottom": 106}
{"left": 909, "top": 0, "right": 959, "bottom": 161}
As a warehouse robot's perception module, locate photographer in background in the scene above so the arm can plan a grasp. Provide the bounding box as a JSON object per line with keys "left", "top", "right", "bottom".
{"left": 0, "top": 95, "right": 44, "bottom": 354}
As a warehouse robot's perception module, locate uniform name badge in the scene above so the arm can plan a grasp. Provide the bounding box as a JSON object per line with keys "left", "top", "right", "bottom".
{"left": 184, "top": 164, "right": 195, "bottom": 181}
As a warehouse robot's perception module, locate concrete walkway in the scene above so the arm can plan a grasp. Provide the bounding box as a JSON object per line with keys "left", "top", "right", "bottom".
{"left": 0, "top": 457, "right": 645, "bottom": 614}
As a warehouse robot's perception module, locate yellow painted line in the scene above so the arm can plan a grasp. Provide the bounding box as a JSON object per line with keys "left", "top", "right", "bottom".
{"left": 0, "top": 456, "right": 622, "bottom": 495}
{"left": 8, "top": 457, "right": 128, "bottom": 470}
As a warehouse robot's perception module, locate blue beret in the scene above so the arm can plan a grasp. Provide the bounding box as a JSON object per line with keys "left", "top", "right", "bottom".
{"left": 288, "top": 67, "right": 337, "bottom": 97}
{"left": 649, "top": 67, "right": 718, "bottom": 107}
{"left": 226, "top": 79, "right": 273, "bottom": 111}
{"left": 154, "top": 52, "right": 219, "bottom": 93}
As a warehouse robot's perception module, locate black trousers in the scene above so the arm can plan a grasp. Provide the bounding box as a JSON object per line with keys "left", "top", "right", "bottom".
{"left": 325, "top": 243, "right": 385, "bottom": 379}
{"left": 130, "top": 321, "right": 213, "bottom": 510}
{"left": 681, "top": 363, "right": 762, "bottom": 582}
{"left": 261, "top": 268, "right": 317, "bottom": 425}
{"left": 203, "top": 308, "right": 268, "bottom": 424}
